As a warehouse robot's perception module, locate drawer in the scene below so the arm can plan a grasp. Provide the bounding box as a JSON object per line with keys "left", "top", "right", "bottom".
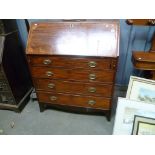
{"left": 33, "top": 79, "right": 113, "bottom": 97}
{"left": 31, "top": 67, "right": 115, "bottom": 83}
{"left": 28, "top": 56, "right": 117, "bottom": 70}
{"left": 37, "top": 92, "right": 111, "bottom": 109}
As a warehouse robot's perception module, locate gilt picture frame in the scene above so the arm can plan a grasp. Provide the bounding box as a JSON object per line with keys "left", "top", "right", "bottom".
{"left": 132, "top": 115, "right": 155, "bottom": 135}
{"left": 126, "top": 76, "right": 155, "bottom": 104}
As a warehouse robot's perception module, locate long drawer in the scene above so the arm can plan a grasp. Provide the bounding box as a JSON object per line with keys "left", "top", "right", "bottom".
{"left": 37, "top": 92, "right": 111, "bottom": 109}
{"left": 28, "top": 56, "right": 117, "bottom": 70}
{"left": 33, "top": 79, "right": 113, "bottom": 97}
{"left": 31, "top": 67, "right": 115, "bottom": 83}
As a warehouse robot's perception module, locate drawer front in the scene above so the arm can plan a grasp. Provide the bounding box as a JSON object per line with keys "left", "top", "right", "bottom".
{"left": 31, "top": 67, "right": 115, "bottom": 83}
{"left": 33, "top": 79, "right": 113, "bottom": 97}
{"left": 37, "top": 92, "right": 111, "bottom": 109}
{"left": 28, "top": 56, "right": 117, "bottom": 70}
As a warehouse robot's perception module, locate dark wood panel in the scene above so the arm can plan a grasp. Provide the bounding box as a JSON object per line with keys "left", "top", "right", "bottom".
{"left": 28, "top": 55, "right": 117, "bottom": 70}
{"left": 2, "top": 31, "right": 32, "bottom": 104}
{"left": 33, "top": 78, "right": 113, "bottom": 97}
{"left": 0, "top": 88, "right": 32, "bottom": 112}
{"left": 0, "top": 21, "right": 32, "bottom": 112}
{"left": 30, "top": 66, "right": 115, "bottom": 83}
{"left": 37, "top": 91, "right": 111, "bottom": 109}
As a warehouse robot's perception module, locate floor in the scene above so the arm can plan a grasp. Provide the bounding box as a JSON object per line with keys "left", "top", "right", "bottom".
{"left": 0, "top": 87, "right": 126, "bottom": 135}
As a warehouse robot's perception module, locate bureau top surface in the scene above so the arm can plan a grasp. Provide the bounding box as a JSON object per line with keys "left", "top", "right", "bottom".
{"left": 26, "top": 20, "right": 120, "bottom": 57}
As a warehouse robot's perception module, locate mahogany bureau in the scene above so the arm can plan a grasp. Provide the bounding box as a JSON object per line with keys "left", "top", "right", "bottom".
{"left": 26, "top": 20, "right": 120, "bottom": 121}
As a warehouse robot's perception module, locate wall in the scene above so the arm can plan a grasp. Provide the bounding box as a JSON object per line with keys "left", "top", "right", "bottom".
{"left": 16, "top": 19, "right": 28, "bottom": 49}
{"left": 16, "top": 19, "right": 155, "bottom": 86}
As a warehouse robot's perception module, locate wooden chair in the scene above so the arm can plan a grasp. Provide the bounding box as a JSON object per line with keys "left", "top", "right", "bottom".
{"left": 126, "top": 19, "right": 155, "bottom": 79}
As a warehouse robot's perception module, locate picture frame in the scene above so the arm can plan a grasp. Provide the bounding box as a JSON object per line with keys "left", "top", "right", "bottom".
{"left": 126, "top": 76, "right": 155, "bottom": 104}
{"left": 113, "top": 97, "right": 155, "bottom": 135}
{"left": 132, "top": 115, "right": 155, "bottom": 135}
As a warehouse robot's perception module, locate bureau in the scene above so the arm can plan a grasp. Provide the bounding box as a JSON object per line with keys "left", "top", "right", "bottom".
{"left": 26, "top": 20, "right": 120, "bottom": 121}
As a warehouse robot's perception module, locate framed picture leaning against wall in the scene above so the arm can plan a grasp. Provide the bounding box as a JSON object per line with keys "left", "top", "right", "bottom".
{"left": 126, "top": 76, "right": 155, "bottom": 104}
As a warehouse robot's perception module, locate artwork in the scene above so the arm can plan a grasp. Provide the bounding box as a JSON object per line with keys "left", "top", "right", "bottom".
{"left": 113, "top": 97, "right": 155, "bottom": 135}
{"left": 132, "top": 115, "right": 155, "bottom": 135}
{"left": 126, "top": 76, "right": 155, "bottom": 104}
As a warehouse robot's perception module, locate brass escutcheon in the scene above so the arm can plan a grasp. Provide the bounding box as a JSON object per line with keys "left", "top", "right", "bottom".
{"left": 46, "top": 71, "right": 53, "bottom": 77}
{"left": 88, "top": 87, "right": 96, "bottom": 93}
{"left": 50, "top": 96, "right": 57, "bottom": 101}
{"left": 89, "top": 73, "right": 96, "bottom": 80}
{"left": 43, "top": 59, "right": 51, "bottom": 65}
{"left": 48, "top": 83, "right": 55, "bottom": 89}
{"left": 88, "top": 61, "right": 97, "bottom": 68}
{"left": 88, "top": 100, "right": 96, "bottom": 105}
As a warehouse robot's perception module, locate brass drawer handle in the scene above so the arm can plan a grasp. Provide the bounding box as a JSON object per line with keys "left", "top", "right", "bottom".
{"left": 48, "top": 83, "right": 55, "bottom": 89}
{"left": 88, "top": 87, "right": 96, "bottom": 93}
{"left": 89, "top": 73, "right": 96, "bottom": 80}
{"left": 88, "top": 100, "right": 96, "bottom": 106}
{"left": 50, "top": 96, "right": 57, "bottom": 101}
{"left": 43, "top": 59, "right": 51, "bottom": 65}
{"left": 88, "top": 61, "right": 97, "bottom": 68}
{"left": 46, "top": 71, "right": 53, "bottom": 77}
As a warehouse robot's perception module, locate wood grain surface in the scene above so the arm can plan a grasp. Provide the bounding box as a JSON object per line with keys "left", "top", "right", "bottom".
{"left": 37, "top": 91, "right": 111, "bottom": 109}
{"left": 33, "top": 78, "right": 113, "bottom": 97}
{"left": 27, "top": 21, "right": 119, "bottom": 57}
